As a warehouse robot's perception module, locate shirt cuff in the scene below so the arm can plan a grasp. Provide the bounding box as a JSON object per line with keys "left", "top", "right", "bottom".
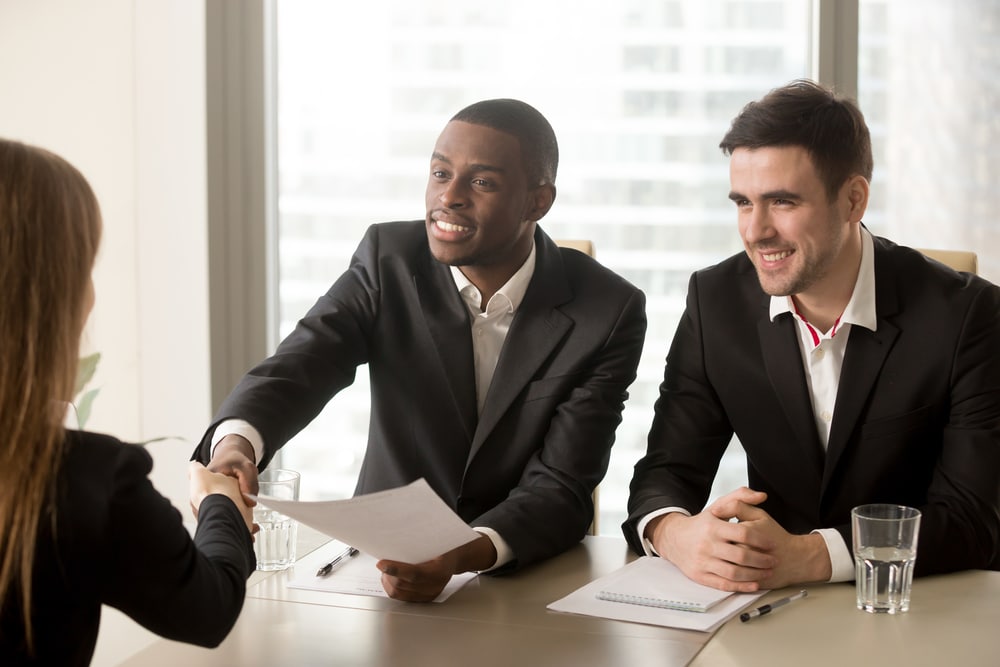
{"left": 636, "top": 507, "right": 691, "bottom": 556}
{"left": 472, "top": 526, "right": 512, "bottom": 572}
{"left": 210, "top": 419, "right": 264, "bottom": 465}
{"left": 812, "top": 528, "right": 854, "bottom": 582}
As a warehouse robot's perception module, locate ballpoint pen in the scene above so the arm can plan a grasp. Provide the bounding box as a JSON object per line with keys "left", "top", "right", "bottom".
{"left": 316, "top": 546, "right": 359, "bottom": 577}
{"left": 740, "top": 590, "right": 808, "bottom": 622}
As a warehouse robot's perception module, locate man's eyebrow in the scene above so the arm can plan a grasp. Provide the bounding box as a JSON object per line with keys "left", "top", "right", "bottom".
{"left": 761, "top": 189, "right": 801, "bottom": 200}
{"left": 430, "top": 152, "right": 505, "bottom": 174}
{"left": 727, "top": 189, "right": 801, "bottom": 202}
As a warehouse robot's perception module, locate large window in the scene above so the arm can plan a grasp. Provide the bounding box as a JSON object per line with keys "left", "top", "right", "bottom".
{"left": 272, "top": 0, "right": 813, "bottom": 534}
{"left": 257, "top": 0, "right": 999, "bottom": 535}
{"left": 858, "top": 0, "right": 999, "bottom": 282}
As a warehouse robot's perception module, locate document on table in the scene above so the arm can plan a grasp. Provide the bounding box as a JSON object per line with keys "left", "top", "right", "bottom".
{"left": 286, "top": 539, "right": 478, "bottom": 603}
{"left": 547, "top": 557, "right": 766, "bottom": 633}
{"left": 252, "top": 478, "right": 480, "bottom": 564}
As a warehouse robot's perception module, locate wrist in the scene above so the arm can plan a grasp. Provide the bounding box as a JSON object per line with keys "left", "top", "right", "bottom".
{"left": 214, "top": 434, "right": 255, "bottom": 464}
{"left": 646, "top": 512, "right": 685, "bottom": 559}
{"left": 791, "top": 532, "right": 833, "bottom": 583}
{"left": 456, "top": 534, "right": 498, "bottom": 573}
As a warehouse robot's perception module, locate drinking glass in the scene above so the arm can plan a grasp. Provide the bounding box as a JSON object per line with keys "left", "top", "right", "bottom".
{"left": 851, "top": 504, "right": 921, "bottom": 613}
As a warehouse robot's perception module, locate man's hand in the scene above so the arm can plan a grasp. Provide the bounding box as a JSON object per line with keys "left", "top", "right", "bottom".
{"left": 199, "top": 434, "right": 259, "bottom": 521}
{"left": 647, "top": 487, "right": 775, "bottom": 592}
{"left": 723, "top": 494, "right": 832, "bottom": 589}
{"left": 647, "top": 487, "right": 831, "bottom": 591}
{"left": 376, "top": 534, "right": 497, "bottom": 602}
{"left": 188, "top": 461, "right": 254, "bottom": 532}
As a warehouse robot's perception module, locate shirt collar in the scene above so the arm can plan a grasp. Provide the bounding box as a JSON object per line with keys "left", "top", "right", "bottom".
{"left": 768, "top": 227, "right": 878, "bottom": 332}
{"left": 450, "top": 241, "right": 536, "bottom": 316}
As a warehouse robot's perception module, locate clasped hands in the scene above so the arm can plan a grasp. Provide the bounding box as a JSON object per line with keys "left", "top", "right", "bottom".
{"left": 646, "top": 487, "right": 831, "bottom": 592}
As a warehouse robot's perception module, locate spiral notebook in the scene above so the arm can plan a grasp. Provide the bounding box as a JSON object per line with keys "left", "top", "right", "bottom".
{"left": 594, "top": 556, "right": 733, "bottom": 612}
{"left": 547, "top": 554, "right": 764, "bottom": 632}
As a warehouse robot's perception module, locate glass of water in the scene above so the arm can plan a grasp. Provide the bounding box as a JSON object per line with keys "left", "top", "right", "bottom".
{"left": 851, "top": 504, "right": 921, "bottom": 613}
{"left": 253, "top": 468, "right": 300, "bottom": 571}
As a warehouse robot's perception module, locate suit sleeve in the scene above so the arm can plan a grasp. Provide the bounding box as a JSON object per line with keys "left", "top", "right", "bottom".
{"left": 866, "top": 280, "right": 1000, "bottom": 575}
{"left": 473, "top": 287, "right": 647, "bottom": 567}
{"left": 622, "top": 273, "right": 735, "bottom": 554}
{"left": 192, "top": 224, "right": 382, "bottom": 467}
{"left": 102, "top": 445, "right": 255, "bottom": 647}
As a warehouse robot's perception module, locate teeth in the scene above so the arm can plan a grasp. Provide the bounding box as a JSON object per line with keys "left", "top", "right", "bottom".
{"left": 435, "top": 219, "right": 470, "bottom": 233}
{"left": 762, "top": 250, "right": 791, "bottom": 262}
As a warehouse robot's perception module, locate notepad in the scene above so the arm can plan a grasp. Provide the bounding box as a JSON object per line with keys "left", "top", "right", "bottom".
{"left": 593, "top": 556, "right": 733, "bottom": 613}
{"left": 547, "top": 549, "right": 765, "bottom": 632}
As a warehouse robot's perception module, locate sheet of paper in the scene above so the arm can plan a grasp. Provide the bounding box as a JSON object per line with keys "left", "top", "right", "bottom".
{"left": 252, "top": 478, "right": 480, "bottom": 564}
{"left": 547, "top": 557, "right": 766, "bottom": 633}
{"left": 285, "top": 540, "right": 478, "bottom": 603}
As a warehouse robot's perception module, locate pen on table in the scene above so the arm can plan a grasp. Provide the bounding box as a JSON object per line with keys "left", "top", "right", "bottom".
{"left": 740, "top": 590, "right": 808, "bottom": 622}
{"left": 316, "top": 546, "right": 359, "bottom": 577}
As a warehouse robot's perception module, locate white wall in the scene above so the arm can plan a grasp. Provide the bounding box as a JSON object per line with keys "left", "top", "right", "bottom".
{"left": 0, "top": 0, "right": 210, "bottom": 511}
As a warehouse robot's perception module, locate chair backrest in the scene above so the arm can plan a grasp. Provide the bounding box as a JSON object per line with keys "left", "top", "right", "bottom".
{"left": 917, "top": 248, "right": 978, "bottom": 274}
{"left": 556, "top": 239, "right": 596, "bottom": 258}
{"left": 555, "top": 238, "right": 599, "bottom": 535}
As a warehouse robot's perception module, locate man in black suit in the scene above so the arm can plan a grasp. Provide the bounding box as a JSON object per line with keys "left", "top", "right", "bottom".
{"left": 196, "top": 99, "right": 646, "bottom": 601}
{"left": 625, "top": 80, "right": 1000, "bottom": 591}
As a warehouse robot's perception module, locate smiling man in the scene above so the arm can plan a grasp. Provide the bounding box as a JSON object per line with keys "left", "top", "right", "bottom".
{"left": 624, "top": 80, "right": 1000, "bottom": 591}
{"left": 195, "top": 99, "right": 646, "bottom": 601}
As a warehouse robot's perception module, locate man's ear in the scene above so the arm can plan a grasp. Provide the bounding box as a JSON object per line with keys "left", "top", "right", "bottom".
{"left": 526, "top": 184, "right": 556, "bottom": 222}
{"left": 844, "top": 174, "right": 869, "bottom": 223}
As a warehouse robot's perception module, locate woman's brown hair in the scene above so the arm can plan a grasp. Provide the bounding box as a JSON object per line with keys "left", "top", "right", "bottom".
{"left": 0, "top": 138, "right": 102, "bottom": 652}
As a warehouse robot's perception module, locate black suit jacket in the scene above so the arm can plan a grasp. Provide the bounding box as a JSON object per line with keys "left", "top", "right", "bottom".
{"left": 1, "top": 431, "right": 255, "bottom": 666}
{"left": 625, "top": 236, "right": 1000, "bottom": 575}
{"left": 195, "top": 221, "right": 646, "bottom": 568}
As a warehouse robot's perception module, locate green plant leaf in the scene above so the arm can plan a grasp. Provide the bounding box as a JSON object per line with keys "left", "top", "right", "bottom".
{"left": 135, "top": 435, "right": 189, "bottom": 447}
{"left": 75, "top": 387, "right": 100, "bottom": 429}
{"left": 75, "top": 352, "right": 101, "bottom": 397}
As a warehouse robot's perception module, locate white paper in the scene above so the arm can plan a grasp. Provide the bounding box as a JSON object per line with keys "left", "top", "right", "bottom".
{"left": 252, "top": 478, "right": 481, "bottom": 564}
{"left": 285, "top": 540, "right": 478, "bottom": 603}
{"left": 547, "top": 557, "right": 766, "bottom": 633}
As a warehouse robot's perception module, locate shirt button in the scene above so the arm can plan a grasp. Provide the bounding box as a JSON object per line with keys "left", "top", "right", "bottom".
{"left": 820, "top": 410, "right": 833, "bottom": 422}
{"left": 813, "top": 347, "right": 825, "bottom": 360}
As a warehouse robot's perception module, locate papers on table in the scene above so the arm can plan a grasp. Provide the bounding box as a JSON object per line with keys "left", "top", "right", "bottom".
{"left": 286, "top": 539, "right": 478, "bottom": 603}
{"left": 548, "top": 557, "right": 766, "bottom": 632}
{"left": 251, "top": 478, "right": 480, "bottom": 564}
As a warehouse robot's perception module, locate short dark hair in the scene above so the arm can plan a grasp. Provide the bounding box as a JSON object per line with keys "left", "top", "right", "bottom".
{"left": 719, "top": 79, "right": 873, "bottom": 200}
{"left": 451, "top": 98, "right": 559, "bottom": 186}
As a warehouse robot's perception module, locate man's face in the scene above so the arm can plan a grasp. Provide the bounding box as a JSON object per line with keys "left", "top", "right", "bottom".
{"left": 729, "top": 145, "right": 853, "bottom": 298}
{"left": 425, "top": 120, "right": 544, "bottom": 275}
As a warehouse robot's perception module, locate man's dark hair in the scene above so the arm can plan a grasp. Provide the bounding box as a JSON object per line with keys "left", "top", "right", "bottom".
{"left": 719, "top": 79, "right": 873, "bottom": 200}
{"left": 452, "top": 98, "right": 559, "bottom": 187}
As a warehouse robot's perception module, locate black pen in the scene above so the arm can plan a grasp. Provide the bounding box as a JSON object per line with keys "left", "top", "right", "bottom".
{"left": 740, "top": 590, "right": 808, "bottom": 622}
{"left": 316, "top": 546, "right": 359, "bottom": 577}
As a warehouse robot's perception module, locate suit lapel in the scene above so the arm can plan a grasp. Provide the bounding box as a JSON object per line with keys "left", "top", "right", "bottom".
{"left": 758, "top": 313, "right": 826, "bottom": 483}
{"left": 414, "top": 256, "right": 479, "bottom": 442}
{"left": 823, "top": 246, "right": 901, "bottom": 490}
{"left": 469, "top": 232, "right": 573, "bottom": 459}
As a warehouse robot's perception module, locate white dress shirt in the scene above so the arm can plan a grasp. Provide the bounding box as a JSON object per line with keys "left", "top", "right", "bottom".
{"left": 640, "top": 230, "right": 877, "bottom": 583}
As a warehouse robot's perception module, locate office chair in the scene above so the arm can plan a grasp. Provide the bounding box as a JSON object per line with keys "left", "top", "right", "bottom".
{"left": 916, "top": 248, "right": 979, "bottom": 274}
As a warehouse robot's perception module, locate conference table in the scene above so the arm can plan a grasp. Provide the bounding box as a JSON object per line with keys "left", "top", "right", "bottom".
{"left": 93, "top": 529, "right": 999, "bottom": 666}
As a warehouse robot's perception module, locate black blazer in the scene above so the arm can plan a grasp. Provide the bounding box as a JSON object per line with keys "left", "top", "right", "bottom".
{"left": 1, "top": 431, "right": 255, "bottom": 666}
{"left": 195, "top": 221, "right": 646, "bottom": 568}
{"left": 625, "top": 236, "right": 1000, "bottom": 575}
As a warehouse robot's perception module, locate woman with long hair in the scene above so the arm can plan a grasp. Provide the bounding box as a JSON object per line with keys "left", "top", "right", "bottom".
{"left": 0, "top": 138, "right": 255, "bottom": 664}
